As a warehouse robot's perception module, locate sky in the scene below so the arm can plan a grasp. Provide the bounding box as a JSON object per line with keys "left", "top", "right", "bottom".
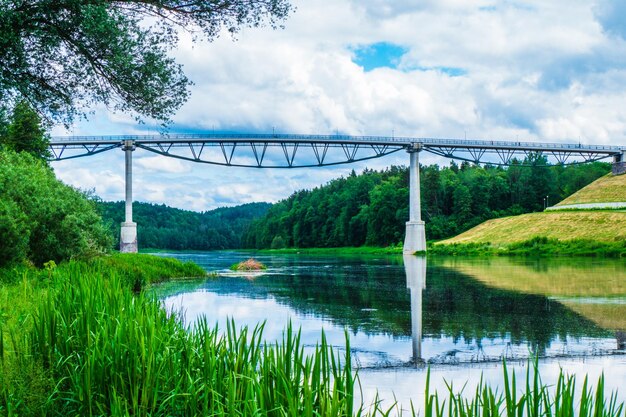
{"left": 51, "top": 0, "right": 626, "bottom": 212}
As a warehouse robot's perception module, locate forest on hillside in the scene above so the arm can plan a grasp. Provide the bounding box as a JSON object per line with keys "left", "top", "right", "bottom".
{"left": 98, "top": 201, "right": 270, "bottom": 250}
{"left": 243, "top": 157, "right": 611, "bottom": 249}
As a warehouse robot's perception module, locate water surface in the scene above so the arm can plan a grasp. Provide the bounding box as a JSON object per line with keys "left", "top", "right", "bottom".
{"left": 152, "top": 251, "right": 626, "bottom": 408}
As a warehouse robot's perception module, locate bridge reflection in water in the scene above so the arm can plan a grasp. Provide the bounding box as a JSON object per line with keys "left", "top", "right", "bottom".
{"left": 405, "top": 256, "right": 626, "bottom": 366}
{"left": 405, "top": 255, "right": 426, "bottom": 364}
{"left": 154, "top": 251, "right": 626, "bottom": 369}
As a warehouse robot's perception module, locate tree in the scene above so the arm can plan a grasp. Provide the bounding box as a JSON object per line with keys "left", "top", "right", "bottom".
{"left": 452, "top": 184, "right": 472, "bottom": 225}
{"left": 0, "top": 106, "right": 8, "bottom": 139}
{"left": 0, "top": 0, "right": 292, "bottom": 125}
{"left": 2, "top": 99, "right": 50, "bottom": 159}
{"left": 271, "top": 235, "right": 286, "bottom": 249}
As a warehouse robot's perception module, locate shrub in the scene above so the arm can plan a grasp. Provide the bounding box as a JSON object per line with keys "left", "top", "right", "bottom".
{"left": 0, "top": 150, "right": 112, "bottom": 266}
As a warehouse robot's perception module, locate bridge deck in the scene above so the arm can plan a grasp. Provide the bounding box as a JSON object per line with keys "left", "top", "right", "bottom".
{"left": 48, "top": 133, "right": 625, "bottom": 167}
{"left": 49, "top": 133, "right": 623, "bottom": 153}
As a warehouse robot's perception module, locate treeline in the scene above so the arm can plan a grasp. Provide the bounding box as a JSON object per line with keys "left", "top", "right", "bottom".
{"left": 98, "top": 201, "right": 271, "bottom": 250}
{"left": 243, "top": 157, "right": 611, "bottom": 248}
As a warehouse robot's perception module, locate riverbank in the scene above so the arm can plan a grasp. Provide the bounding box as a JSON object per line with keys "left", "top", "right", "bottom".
{"left": 0, "top": 253, "right": 357, "bottom": 416}
{"left": 155, "top": 238, "right": 625, "bottom": 258}
{"left": 430, "top": 236, "right": 626, "bottom": 257}
{"left": 256, "top": 238, "right": 626, "bottom": 257}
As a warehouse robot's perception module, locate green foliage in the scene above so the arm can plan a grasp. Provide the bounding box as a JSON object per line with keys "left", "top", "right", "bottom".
{"left": 0, "top": 199, "right": 29, "bottom": 265}
{"left": 271, "top": 235, "right": 287, "bottom": 249}
{"left": 60, "top": 253, "right": 206, "bottom": 291}
{"left": 244, "top": 161, "right": 611, "bottom": 249}
{"left": 0, "top": 0, "right": 292, "bottom": 125}
{"left": 0, "top": 100, "right": 50, "bottom": 160}
{"left": 261, "top": 245, "right": 403, "bottom": 255}
{"left": 0, "top": 150, "right": 112, "bottom": 267}
{"left": 98, "top": 201, "right": 270, "bottom": 250}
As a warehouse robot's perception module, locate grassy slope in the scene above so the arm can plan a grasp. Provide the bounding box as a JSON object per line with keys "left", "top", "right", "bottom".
{"left": 556, "top": 173, "right": 626, "bottom": 205}
{"left": 439, "top": 211, "right": 626, "bottom": 244}
{"left": 438, "top": 173, "right": 626, "bottom": 248}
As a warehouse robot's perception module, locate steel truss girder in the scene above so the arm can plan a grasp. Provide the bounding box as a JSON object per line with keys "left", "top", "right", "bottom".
{"left": 423, "top": 146, "right": 611, "bottom": 166}
{"left": 49, "top": 143, "right": 122, "bottom": 161}
{"left": 134, "top": 142, "right": 404, "bottom": 168}
{"left": 47, "top": 134, "right": 622, "bottom": 167}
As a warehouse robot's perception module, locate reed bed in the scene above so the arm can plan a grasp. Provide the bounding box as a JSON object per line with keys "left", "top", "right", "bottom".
{"left": 1, "top": 255, "right": 625, "bottom": 416}
{"left": 2, "top": 262, "right": 356, "bottom": 416}
{"left": 423, "top": 362, "right": 624, "bottom": 417}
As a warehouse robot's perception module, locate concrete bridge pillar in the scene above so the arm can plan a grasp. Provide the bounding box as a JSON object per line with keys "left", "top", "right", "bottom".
{"left": 403, "top": 144, "right": 427, "bottom": 254}
{"left": 613, "top": 150, "right": 626, "bottom": 175}
{"left": 120, "top": 140, "right": 138, "bottom": 253}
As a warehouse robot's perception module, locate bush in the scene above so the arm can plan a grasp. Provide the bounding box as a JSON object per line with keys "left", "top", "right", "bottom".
{"left": 0, "top": 150, "right": 112, "bottom": 266}
{"left": 0, "top": 199, "right": 29, "bottom": 265}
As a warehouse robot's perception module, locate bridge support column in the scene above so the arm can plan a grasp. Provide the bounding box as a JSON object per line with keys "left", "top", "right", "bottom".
{"left": 613, "top": 150, "right": 626, "bottom": 175}
{"left": 120, "top": 140, "right": 137, "bottom": 253}
{"left": 403, "top": 144, "right": 426, "bottom": 254}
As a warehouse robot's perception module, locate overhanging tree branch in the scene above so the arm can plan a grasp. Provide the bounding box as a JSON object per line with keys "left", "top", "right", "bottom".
{"left": 0, "top": 0, "right": 293, "bottom": 126}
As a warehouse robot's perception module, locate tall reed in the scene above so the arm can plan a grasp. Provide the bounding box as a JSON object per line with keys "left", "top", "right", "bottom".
{"left": 423, "top": 361, "right": 625, "bottom": 417}
{"left": 25, "top": 265, "right": 356, "bottom": 416}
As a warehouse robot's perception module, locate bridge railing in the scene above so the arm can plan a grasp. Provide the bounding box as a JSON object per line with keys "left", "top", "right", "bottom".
{"left": 49, "top": 134, "right": 623, "bottom": 154}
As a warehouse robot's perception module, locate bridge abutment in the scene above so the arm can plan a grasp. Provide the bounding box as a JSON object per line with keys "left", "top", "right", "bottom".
{"left": 120, "top": 140, "right": 138, "bottom": 253}
{"left": 613, "top": 150, "right": 626, "bottom": 175}
{"left": 403, "top": 145, "right": 427, "bottom": 254}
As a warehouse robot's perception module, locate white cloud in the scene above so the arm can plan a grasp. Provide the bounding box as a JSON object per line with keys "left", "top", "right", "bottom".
{"left": 135, "top": 156, "right": 192, "bottom": 174}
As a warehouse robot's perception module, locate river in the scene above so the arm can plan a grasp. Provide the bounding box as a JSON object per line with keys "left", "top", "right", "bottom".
{"left": 150, "top": 251, "right": 626, "bottom": 411}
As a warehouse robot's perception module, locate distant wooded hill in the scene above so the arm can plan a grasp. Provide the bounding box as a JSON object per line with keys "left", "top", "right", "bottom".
{"left": 243, "top": 159, "right": 611, "bottom": 249}
{"left": 98, "top": 201, "right": 271, "bottom": 250}
{"left": 98, "top": 159, "right": 611, "bottom": 251}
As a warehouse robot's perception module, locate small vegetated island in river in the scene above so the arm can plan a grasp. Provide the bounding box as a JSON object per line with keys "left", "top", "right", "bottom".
{"left": 230, "top": 258, "right": 268, "bottom": 271}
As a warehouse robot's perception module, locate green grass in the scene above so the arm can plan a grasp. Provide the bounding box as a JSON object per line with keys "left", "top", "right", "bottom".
{"left": 556, "top": 173, "right": 626, "bottom": 206}
{"left": 438, "top": 211, "right": 626, "bottom": 247}
{"left": 430, "top": 236, "right": 626, "bottom": 257}
{"left": 0, "top": 255, "right": 357, "bottom": 416}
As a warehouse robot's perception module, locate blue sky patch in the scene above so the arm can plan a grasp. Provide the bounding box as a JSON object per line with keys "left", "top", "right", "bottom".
{"left": 411, "top": 66, "right": 467, "bottom": 77}
{"left": 352, "top": 42, "right": 407, "bottom": 71}
{"left": 433, "top": 67, "right": 467, "bottom": 77}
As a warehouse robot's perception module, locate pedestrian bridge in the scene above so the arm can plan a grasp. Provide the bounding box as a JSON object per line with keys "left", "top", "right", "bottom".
{"left": 48, "top": 134, "right": 626, "bottom": 254}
